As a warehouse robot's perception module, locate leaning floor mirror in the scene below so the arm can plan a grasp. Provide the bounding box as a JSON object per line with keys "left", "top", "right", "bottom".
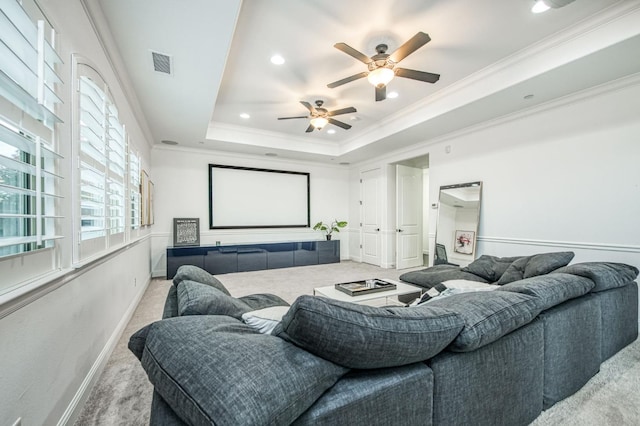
{"left": 433, "top": 181, "right": 482, "bottom": 267}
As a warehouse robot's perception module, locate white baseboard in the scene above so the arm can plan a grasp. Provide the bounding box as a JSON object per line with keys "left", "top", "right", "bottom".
{"left": 57, "top": 276, "right": 151, "bottom": 426}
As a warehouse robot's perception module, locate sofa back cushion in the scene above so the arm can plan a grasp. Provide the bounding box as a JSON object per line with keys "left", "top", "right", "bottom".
{"left": 141, "top": 316, "right": 348, "bottom": 426}
{"left": 497, "top": 273, "right": 594, "bottom": 311}
{"left": 273, "top": 295, "right": 464, "bottom": 369}
{"left": 399, "top": 265, "right": 489, "bottom": 289}
{"left": 427, "top": 291, "right": 542, "bottom": 352}
{"left": 172, "top": 264, "right": 230, "bottom": 295}
{"left": 552, "top": 262, "right": 639, "bottom": 292}
{"left": 496, "top": 251, "right": 575, "bottom": 285}
{"left": 176, "top": 280, "right": 288, "bottom": 319}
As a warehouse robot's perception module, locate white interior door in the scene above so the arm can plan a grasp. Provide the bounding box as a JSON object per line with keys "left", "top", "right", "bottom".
{"left": 361, "top": 168, "right": 381, "bottom": 266}
{"left": 396, "top": 165, "right": 423, "bottom": 269}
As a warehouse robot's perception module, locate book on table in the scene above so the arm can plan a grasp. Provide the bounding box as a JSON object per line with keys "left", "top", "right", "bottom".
{"left": 334, "top": 279, "right": 397, "bottom": 296}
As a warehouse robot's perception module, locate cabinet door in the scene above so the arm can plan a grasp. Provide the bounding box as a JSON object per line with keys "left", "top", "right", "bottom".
{"left": 204, "top": 250, "right": 238, "bottom": 274}
{"left": 318, "top": 240, "right": 340, "bottom": 264}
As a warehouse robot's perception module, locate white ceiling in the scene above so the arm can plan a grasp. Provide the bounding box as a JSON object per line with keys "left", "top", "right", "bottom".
{"left": 89, "top": 0, "right": 640, "bottom": 165}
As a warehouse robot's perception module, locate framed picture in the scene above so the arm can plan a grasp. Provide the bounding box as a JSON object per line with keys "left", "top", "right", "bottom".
{"left": 173, "top": 218, "right": 200, "bottom": 247}
{"left": 140, "top": 170, "right": 149, "bottom": 225}
{"left": 454, "top": 230, "right": 475, "bottom": 255}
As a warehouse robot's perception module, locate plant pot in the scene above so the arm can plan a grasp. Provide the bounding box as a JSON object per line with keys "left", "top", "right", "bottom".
{"left": 326, "top": 235, "right": 332, "bottom": 240}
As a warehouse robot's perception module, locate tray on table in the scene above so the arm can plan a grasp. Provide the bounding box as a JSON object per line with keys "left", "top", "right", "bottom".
{"left": 334, "top": 279, "right": 397, "bottom": 296}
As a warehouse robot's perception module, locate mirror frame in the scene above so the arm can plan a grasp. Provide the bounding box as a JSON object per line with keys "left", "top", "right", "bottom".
{"left": 433, "top": 181, "right": 482, "bottom": 266}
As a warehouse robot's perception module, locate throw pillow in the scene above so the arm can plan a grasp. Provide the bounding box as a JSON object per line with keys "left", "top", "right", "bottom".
{"left": 497, "top": 251, "right": 575, "bottom": 285}
{"left": 273, "top": 295, "right": 464, "bottom": 369}
{"left": 242, "top": 306, "right": 290, "bottom": 334}
{"left": 461, "top": 255, "right": 524, "bottom": 282}
{"left": 172, "top": 264, "right": 230, "bottom": 295}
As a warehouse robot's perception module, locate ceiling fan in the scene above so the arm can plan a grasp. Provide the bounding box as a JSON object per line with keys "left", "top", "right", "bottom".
{"left": 277, "top": 100, "right": 357, "bottom": 132}
{"left": 327, "top": 31, "right": 440, "bottom": 101}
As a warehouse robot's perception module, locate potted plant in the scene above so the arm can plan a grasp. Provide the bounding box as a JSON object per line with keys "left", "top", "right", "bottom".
{"left": 313, "top": 219, "right": 347, "bottom": 240}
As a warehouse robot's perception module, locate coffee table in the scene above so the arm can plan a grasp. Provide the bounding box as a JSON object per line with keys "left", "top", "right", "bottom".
{"left": 313, "top": 279, "right": 422, "bottom": 306}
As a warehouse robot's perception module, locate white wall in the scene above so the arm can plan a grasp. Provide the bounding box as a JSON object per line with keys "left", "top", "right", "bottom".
{"left": 348, "top": 76, "right": 640, "bottom": 273}
{"left": 151, "top": 147, "right": 350, "bottom": 276}
{"left": 428, "top": 78, "right": 640, "bottom": 270}
{"left": 0, "top": 1, "right": 153, "bottom": 425}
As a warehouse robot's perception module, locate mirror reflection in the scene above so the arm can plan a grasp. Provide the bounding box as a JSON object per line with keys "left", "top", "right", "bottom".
{"left": 434, "top": 181, "right": 482, "bottom": 267}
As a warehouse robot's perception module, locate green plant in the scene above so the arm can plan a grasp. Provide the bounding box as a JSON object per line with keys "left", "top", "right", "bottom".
{"left": 313, "top": 219, "right": 347, "bottom": 240}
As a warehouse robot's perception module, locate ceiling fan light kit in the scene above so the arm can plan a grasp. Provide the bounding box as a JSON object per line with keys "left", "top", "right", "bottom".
{"left": 278, "top": 100, "right": 356, "bottom": 133}
{"left": 327, "top": 32, "right": 440, "bottom": 101}
{"left": 532, "top": 0, "right": 576, "bottom": 13}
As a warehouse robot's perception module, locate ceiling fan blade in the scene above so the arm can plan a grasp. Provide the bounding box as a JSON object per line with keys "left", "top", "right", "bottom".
{"left": 305, "top": 124, "right": 315, "bottom": 133}
{"left": 389, "top": 32, "right": 431, "bottom": 63}
{"left": 277, "top": 116, "right": 309, "bottom": 120}
{"left": 395, "top": 68, "right": 440, "bottom": 83}
{"left": 299, "top": 101, "right": 316, "bottom": 113}
{"left": 328, "top": 118, "right": 352, "bottom": 130}
{"left": 328, "top": 106, "right": 357, "bottom": 117}
{"left": 375, "top": 85, "right": 386, "bottom": 102}
{"left": 334, "top": 43, "right": 372, "bottom": 64}
{"left": 327, "top": 71, "right": 368, "bottom": 89}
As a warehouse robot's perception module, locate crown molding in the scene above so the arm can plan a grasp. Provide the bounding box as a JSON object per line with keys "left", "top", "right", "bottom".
{"left": 339, "top": 1, "right": 640, "bottom": 157}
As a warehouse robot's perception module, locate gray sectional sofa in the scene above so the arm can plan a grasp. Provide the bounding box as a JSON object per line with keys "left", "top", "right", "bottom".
{"left": 129, "top": 255, "right": 639, "bottom": 425}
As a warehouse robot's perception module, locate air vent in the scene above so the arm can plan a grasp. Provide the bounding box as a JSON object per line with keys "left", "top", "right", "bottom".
{"left": 151, "top": 51, "right": 172, "bottom": 75}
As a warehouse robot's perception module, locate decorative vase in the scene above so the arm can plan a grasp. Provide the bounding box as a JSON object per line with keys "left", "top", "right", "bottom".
{"left": 326, "top": 235, "right": 332, "bottom": 240}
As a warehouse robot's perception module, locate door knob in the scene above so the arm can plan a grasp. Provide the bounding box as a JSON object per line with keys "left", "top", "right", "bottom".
{"left": 397, "top": 229, "right": 404, "bottom": 232}
{"left": 376, "top": 228, "right": 380, "bottom": 231}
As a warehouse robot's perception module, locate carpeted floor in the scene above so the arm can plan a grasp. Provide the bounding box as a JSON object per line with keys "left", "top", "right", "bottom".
{"left": 74, "top": 261, "right": 640, "bottom": 425}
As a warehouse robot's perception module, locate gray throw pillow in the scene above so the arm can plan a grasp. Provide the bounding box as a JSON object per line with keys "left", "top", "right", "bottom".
{"left": 461, "top": 255, "right": 524, "bottom": 282}
{"left": 172, "top": 264, "right": 230, "bottom": 295}
{"left": 427, "top": 291, "right": 542, "bottom": 352}
{"left": 497, "top": 251, "right": 575, "bottom": 285}
{"left": 273, "top": 295, "right": 464, "bottom": 369}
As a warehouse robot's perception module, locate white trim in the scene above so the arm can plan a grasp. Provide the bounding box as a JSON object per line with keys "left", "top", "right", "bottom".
{"left": 57, "top": 275, "right": 151, "bottom": 426}
{"left": 479, "top": 236, "right": 640, "bottom": 253}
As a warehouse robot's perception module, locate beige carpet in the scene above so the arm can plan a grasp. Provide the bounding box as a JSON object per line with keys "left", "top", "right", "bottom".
{"left": 74, "top": 261, "right": 640, "bottom": 425}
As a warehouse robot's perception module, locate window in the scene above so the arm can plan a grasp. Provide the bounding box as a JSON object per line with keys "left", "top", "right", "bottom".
{"left": 129, "top": 148, "right": 140, "bottom": 230}
{"left": 0, "top": 0, "right": 63, "bottom": 263}
{"left": 76, "top": 64, "right": 127, "bottom": 260}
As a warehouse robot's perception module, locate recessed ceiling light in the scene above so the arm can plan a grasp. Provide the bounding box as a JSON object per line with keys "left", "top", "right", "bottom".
{"left": 240, "top": 113, "right": 250, "bottom": 119}
{"left": 327, "top": 129, "right": 336, "bottom": 134}
{"left": 350, "top": 116, "right": 360, "bottom": 121}
{"left": 161, "top": 140, "right": 178, "bottom": 145}
{"left": 387, "top": 91, "right": 399, "bottom": 99}
{"left": 270, "top": 54, "right": 285, "bottom": 65}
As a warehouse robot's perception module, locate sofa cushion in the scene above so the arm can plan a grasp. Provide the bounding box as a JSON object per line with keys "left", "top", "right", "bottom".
{"left": 172, "top": 264, "right": 230, "bottom": 295}
{"left": 273, "top": 295, "right": 464, "bottom": 369}
{"left": 497, "top": 251, "right": 575, "bottom": 285}
{"left": 140, "top": 316, "right": 348, "bottom": 426}
{"left": 552, "top": 262, "right": 639, "bottom": 292}
{"left": 461, "top": 255, "right": 524, "bottom": 282}
{"left": 427, "top": 291, "right": 542, "bottom": 352}
{"left": 497, "top": 273, "right": 594, "bottom": 311}
{"left": 399, "top": 265, "right": 489, "bottom": 289}
{"left": 176, "top": 280, "right": 288, "bottom": 319}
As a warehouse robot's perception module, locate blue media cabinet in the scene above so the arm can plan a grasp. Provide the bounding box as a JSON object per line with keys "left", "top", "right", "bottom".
{"left": 166, "top": 240, "right": 340, "bottom": 279}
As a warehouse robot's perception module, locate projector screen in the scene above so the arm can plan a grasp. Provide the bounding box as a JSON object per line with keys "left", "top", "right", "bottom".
{"left": 209, "top": 164, "right": 310, "bottom": 229}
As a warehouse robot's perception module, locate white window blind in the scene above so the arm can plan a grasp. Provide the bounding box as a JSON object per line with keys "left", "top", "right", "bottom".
{"left": 77, "top": 64, "right": 126, "bottom": 259}
{"left": 0, "top": 0, "right": 63, "bottom": 260}
{"left": 129, "top": 148, "right": 140, "bottom": 230}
